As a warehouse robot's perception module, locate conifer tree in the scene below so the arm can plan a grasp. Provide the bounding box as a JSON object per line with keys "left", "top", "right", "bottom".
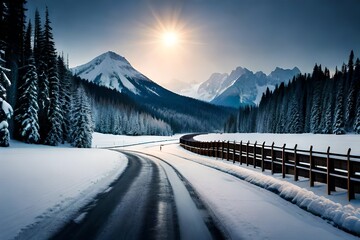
{"left": 33, "top": 9, "right": 49, "bottom": 141}
{"left": 354, "top": 93, "right": 360, "bottom": 134}
{"left": 346, "top": 51, "right": 356, "bottom": 130}
{"left": 333, "top": 83, "right": 345, "bottom": 135}
{"left": 6, "top": 0, "right": 27, "bottom": 112}
{"left": 323, "top": 94, "right": 333, "bottom": 134}
{"left": 0, "top": 1, "right": 12, "bottom": 146}
{"left": 57, "top": 55, "right": 72, "bottom": 143}
{"left": 43, "top": 8, "right": 62, "bottom": 145}
{"left": 310, "top": 65, "right": 324, "bottom": 133}
{"left": 70, "top": 85, "right": 93, "bottom": 148}
{"left": 0, "top": 52, "right": 12, "bottom": 147}
{"left": 14, "top": 22, "right": 40, "bottom": 143}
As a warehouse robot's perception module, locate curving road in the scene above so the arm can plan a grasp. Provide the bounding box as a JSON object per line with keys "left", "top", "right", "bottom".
{"left": 51, "top": 151, "right": 224, "bottom": 240}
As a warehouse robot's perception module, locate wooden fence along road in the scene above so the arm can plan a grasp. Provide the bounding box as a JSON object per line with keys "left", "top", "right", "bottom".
{"left": 180, "top": 134, "right": 360, "bottom": 201}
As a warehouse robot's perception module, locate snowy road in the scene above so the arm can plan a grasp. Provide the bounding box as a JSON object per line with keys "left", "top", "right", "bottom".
{"left": 122, "top": 142, "right": 359, "bottom": 240}
{"left": 40, "top": 138, "right": 359, "bottom": 240}
{"left": 51, "top": 151, "right": 222, "bottom": 240}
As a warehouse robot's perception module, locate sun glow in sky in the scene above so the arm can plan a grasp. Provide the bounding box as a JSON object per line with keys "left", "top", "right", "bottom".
{"left": 26, "top": 0, "right": 360, "bottom": 93}
{"left": 162, "top": 31, "right": 178, "bottom": 47}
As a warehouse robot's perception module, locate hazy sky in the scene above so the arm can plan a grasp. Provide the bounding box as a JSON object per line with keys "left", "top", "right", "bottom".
{"left": 26, "top": 0, "right": 360, "bottom": 91}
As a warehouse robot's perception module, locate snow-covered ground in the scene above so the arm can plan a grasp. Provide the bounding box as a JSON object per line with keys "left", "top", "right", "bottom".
{"left": 1, "top": 132, "right": 359, "bottom": 239}
{"left": 195, "top": 133, "right": 360, "bottom": 155}
{"left": 92, "top": 132, "right": 180, "bottom": 148}
{"left": 0, "top": 140, "right": 127, "bottom": 240}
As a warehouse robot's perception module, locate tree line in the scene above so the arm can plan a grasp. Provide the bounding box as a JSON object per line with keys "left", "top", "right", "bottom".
{"left": 225, "top": 51, "right": 360, "bottom": 135}
{"left": 0, "top": 1, "right": 177, "bottom": 148}
{"left": 0, "top": 1, "right": 93, "bottom": 147}
{"left": 78, "top": 78, "right": 173, "bottom": 136}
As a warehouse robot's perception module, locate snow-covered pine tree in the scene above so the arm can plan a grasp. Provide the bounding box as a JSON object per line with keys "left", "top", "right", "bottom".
{"left": 0, "top": 49, "right": 13, "bottom": 146}
{"left": 70, "top": 85, "right": 93, "bottom": 148}
{"left": 6, "top": 0, "right": 26, "bottom": 114}
{"left": 33, "top": 9, "right": 49, "bottom": 141}
{"left": 350, "top": 58, "right": 360, "bottom": 132}
{"left": 345, "top": 51, "right": 356, "bottom": 131}
{"left": 57, "top": 55, "right": 72, "bottom": 143}
{"left": 333, "top": 78, "right": 345, "bottom": 135}
{"left": 43, "top": 8, "right": 62, "bottom": 145}
{"left": 310, "top": 65, "right": 324, "bottom": 133}
{"left": 14, "top": 21, "right": 40, "bottom": 143}
{"left": 0, "top": 0, "right": 12, "bottom": 147}
{"left": 354, "top": 93, "right": 360, "bottom": 134}
{"left": 323, "top": 94, "right": 333, "bottom": 134}
{"left": 321, "top": 69, "right": 334, "bottom": 134}
{"left": 287, "top": 93, "right": 302, "bottom": 133}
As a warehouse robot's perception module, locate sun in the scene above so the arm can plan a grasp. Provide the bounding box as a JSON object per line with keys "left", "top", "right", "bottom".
{"left": 162, "top": 31, "right": 178, "bottom": 47}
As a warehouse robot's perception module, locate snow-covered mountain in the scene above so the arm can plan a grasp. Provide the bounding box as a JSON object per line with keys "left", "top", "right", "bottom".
{"left": 72, "top": 51, "right": 233, "bottom": 133}
{"left": 197, "top": 73, "right": 229, "bottom": 101}
{"left": 193, "top": 66, "right": 300, "bottom": 108}
{"left": 72, "top": 51, "right": 159, "bottom": 96}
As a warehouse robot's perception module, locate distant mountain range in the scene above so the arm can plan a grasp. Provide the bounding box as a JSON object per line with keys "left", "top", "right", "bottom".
{"left": 72, "top": 51, "right": 233, "bottom": 133}
{"left": 183, "top": 66, "right": 301, "bottom": 108}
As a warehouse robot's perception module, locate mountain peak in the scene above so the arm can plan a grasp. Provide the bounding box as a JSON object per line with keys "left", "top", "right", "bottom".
{"left": 102, "top": 51, "right": 130, "bottom": 64}
{"left": 72, "top": 51, "right": 151, "bottom": 95}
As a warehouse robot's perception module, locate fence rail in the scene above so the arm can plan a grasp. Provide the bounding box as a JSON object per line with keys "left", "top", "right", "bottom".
{"left": 180, "top": 134, "right": 360, "bottom": 201}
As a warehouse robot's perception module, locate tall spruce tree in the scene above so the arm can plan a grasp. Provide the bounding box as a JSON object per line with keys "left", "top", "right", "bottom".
{"left": 345, "top": 51, "right": 356, "bottom": 130}
{"left": 33, "top": 9, "right": 49, "bottom": 141}
{"left": 354, "top": 93, "right": 360, "bottom": 134}
{"left": 43, "top": 8, "right": 62, "bottom": 145}
{"left": 14, "top": 22, "right": 40, "bottom": 143}
{"left": 6, "top": 0, "right": 26, "bottom": 112}
{"left": 70, "top": 85, "right": 93, "bottom": 148}
{"left": 57, "top": 55, "right": 72, "bottom": 143}
{"left": 354, "top": 59, "right": 360, "bottom": 133}
{"left": 0, "top": 0, "right": 13, "bottom": 146}
{"left": 333, "top": 73, "right": 345, "bottom": 135}
{"left": 0, "top": 49, "right": 12, "bottom": 147}
{"left": 310, "top": 65, "right": 324, "bottom": 133}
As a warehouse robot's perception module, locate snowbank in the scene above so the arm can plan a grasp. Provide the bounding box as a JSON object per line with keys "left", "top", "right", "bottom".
{"left": 0, "top": 140, "right": 127, "bottom": 240}
{"left": 195, "top": 133, "right": 360, "bottom": 155}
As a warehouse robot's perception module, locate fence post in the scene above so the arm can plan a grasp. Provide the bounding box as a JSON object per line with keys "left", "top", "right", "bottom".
{"left": 226, "top": 141, "right": 230, "bottom": 161}
{"left": 210, "top": 141, "right": 215, "bottom": 157}
{"left": 261, "top": 142, "right": 265, "bottom": 172}
{"left": 206, "top": 141, "right": 209, "bottom": 156}
{"left": 246, "top": 141, "right": 250, "bottom": 166}
{"left": 282, "top": 144, "right": 286, "bottom": 178}
{"left": 294, "top": 144, "right": 298, "bottom": 181}
{"left": 309, "top": 145, "right": 314, "bottom": 187}
{"left": 213, "top": 141, "right": 215, "bottom": 157}
{"left": 240, "top": 141, "right": 243, "bottom": 165}
{"left": 271, "top": 142, "right": 275, "bottom": 175}
{"left": 233, "top": 141, "right": 236, "bottom": 164}
{"left": 347, "top": 148, "right": 354, "bottom": 201}
{"left": 253, "top": 141, "right": 257, "bottom": 168}
{"left": 221, "top": 141, "right": 224, "bottom": 159}
{"left": 326, "top": 146, "right": 333, "bottom": 195}
{"left": 208, "top": 141, "right": 211, "bottom": 156}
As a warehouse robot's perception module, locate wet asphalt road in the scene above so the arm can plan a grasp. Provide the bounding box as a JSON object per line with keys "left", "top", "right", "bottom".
{"left": 51, "top": 151, "right": 224, "bottom": 240}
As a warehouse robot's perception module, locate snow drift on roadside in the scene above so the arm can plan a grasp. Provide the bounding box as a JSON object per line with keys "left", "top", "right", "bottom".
{"left": 0, "top": 141, "right": 128, "bottom": 240}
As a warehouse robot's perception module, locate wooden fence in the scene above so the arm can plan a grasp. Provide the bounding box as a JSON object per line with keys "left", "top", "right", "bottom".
{"left": 180, "top": 134, "right": 360, "bottom": 201}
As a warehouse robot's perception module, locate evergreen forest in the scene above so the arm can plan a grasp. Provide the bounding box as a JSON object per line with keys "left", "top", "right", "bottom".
{"left": 225, "top": 51, "right": 360, "bottom": 135}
